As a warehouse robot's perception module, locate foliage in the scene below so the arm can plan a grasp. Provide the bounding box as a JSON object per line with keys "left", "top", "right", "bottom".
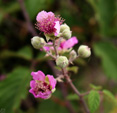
{"left": 93, "top": 41, "right": 117, "bottom": 80}
{"left": 88, "top": 90, "right": 100, "bottom": 113}
{"left": 0, "top": 67, "right": 31, "bottom": 113}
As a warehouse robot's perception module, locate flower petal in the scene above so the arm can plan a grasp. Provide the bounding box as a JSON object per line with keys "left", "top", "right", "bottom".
{"left": 36, "top": 11, "right": 54, "bottom": 22}
{"left": 31, "top": 71, "right": 45, "bottom": 81}
{"left": 54, "top": 21, "right": 60, "bottom": 36}
{"left": 47, "top": 75, "right": 56, "bottom": 89}
{"left": 63, "top": 36, "right": 78, "bottom": 49}
{"left": 37, "top": 91, "right": 52, "bottom": 99}
{"left": 30, "top": 80, "right": 36, "bottom": 88}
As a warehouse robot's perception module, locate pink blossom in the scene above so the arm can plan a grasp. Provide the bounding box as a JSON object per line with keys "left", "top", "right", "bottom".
{"left": 36, "top": 10, "right": 63, "bottom": 36}
{"left": 29, "top": 70, "right": 56, "bottom": 99}
{"left": 44, "top": 36, "right": 78, "bottom": 52}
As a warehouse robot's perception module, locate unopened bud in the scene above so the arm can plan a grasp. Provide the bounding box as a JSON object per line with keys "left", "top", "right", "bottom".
{"left": 31, "top": 36, "right": 45, "bottom": 49}
{"left": 60, "top": 24, "right": 70, "bottom": 32}
{"left": 56, "top": 56, "right": 68, "bottom": 68}
{"left": 69, "top": 50, "right": 77, "bottom": 61}
{"left": 62, "top": 29, "right": 72, "bottom": 39}
{"left": 78, "top": 45, "right": 91, "bottom": 58}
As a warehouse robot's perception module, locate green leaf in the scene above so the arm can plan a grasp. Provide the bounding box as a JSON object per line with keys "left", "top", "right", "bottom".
{"left": 37, "top": 99, "right": 68, "bottom": 113}
{"left": 103, "top": 90, "right": 116, "bottom": 103}
{"left": 25, "top": 0, "right": 54, "bottom": 20}
{"left": 87, "top": 0, "right": 116, "bottom": 36}
{"left": 17, "top": 46, "right": 33, "bottom": 60}
{"left": 67, "top": 94, "right": 79, "bottom": 100}
{"left": 90, "top": 84, "right": 102, "bottom": 90}
{"left": 93, "top": 41, "right": 117, "bottom": 80}
{"left": 0, "top": 67, "right": 31, "bottom": 113}
{"left": 67, "top": 66, "right": 79, "bottom": 74}
{"left": 88, "top": 90, "right": 100, "bottom": 113}
{"left": 0, "top": 46, "right": 33, "bottom": 60}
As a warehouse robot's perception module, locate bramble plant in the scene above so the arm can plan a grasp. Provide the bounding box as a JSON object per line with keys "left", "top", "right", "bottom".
{"left": 29, "top": 11, "right": 116, "bottom": 113}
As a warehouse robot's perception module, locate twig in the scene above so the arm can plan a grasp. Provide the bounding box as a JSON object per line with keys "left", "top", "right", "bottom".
{"left": 18, "top": 0, "right": 37, "bottom": 36}
{"left": 61, "top": 68, "right": 90, "bottom": 113}
{"left": 53, "top": 40, "right": 59, "bottom": 57}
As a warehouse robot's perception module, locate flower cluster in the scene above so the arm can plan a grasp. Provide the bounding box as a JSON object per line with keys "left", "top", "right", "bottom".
{"left": 29, "top": 10, "right": 91, "bottom": 99}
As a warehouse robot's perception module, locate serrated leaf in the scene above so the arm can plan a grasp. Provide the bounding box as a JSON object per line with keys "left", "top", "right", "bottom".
{"left": 0, "top": 67, "right": 31, "bottom": 113}
{"left": 93, "top": 41, "right": 117, "bottom": 80}
{"left": 90, "top": 84, "right": 102, "bottom": 90}
{"left": 103, "top": 90, "right": 116, "bottom": 104}
{"left": 88, "top": 90, "right": 100, "bottom": 113}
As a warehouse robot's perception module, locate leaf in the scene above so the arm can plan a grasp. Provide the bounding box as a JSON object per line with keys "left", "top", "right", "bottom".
{"left": 17, "top": 46, "right": 33, "bottom": 60}
{"left": 37, "top": 99, "right": 68, "bottom": 113}
{"left": 93, "top": 41, "right": 117, "bottom": 80}
{"left": 88, "top": 90, "right": 100, "bottom": 113}
{"left": 67, "top": 94, "right": 79, "bottom": 100}
{"left": 0, "top": 46, "right": 33, "bottom": 60}
{"left": 103, "top": 90, "right": 116, "bottom": 104}
{"left": 0, "top": 67, "right": 31, "bottom": 113}
{"left": 25, "top": 0, "right": 54, "bottom": 20}
{"left": 90, "top": 84, "right": 102, "bottom": 90}
{"left": 87, "top": 0, "right": 116, "bottom": 36}
{"left": 67, "top": 66, "right": 79, "bottom": 74}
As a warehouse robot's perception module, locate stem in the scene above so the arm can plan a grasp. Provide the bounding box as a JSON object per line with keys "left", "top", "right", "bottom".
{"left": 61, "top": 68, "right": 90, "bottom": 113}
{"left": 42, "top": 47, "right": 56, "bottom": 60}
{"left": 53, "top": 40, "right": 59, "bottom": 57}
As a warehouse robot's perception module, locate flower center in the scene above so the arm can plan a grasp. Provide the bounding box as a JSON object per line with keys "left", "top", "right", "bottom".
{"left": 33, "top": 81, "right": 51, "bottom": 95}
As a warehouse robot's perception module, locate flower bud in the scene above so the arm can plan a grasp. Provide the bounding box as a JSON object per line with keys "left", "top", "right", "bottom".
{"left": 78, "top": 45, "right": 91, "bottom": 58}
{"left": 31, "top": 36, "right": 45, "bottom": 49}
{"left": 62, "top": 29, "right": 72, "bottom": 39}
{"left": 56, "top": 56, "right": 68, "bottom": 68}
{"left": 60, "top": 24, "right": 70, "bottom": 32}
{"left": 69, "top": 50, "right": 77, "bottom": 61}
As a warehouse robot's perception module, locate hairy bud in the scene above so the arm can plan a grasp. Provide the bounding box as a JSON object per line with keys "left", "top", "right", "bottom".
{"left": 78, "top": 45, "right": 91, "bottom": 58}
{"left": 69, "top": 50, "right": 77, "bottom": 62}
{"left": 31, "top": 36, "right": 45, "bottom": 49}
{"left": 60, "top": 24, "right": 70, "bottom": 32}
{"left": 56, "top": 56, "right": 68, "bottom": 68}
{"left": 62, "top": 29, "right": 72, "bottom": 39}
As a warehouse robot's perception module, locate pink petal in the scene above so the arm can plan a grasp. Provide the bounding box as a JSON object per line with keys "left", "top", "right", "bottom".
{"left": 47, "top": 75, "right": 56, "bottom": 89}
{"left": 29, "top": 88, "right": 37, "bottom": 98}
{"left": 30, "top": 80, "right": 36, "bottom": 88}
{"left": 63, "top": 36, "right": 78, "bottom": 49}
{"left": 36, "top": 10, "right": 48, "bottom": 22}
{"left": 37, "top": 91, "right": 52, "bottom": 99}
{"left": 31, "top": 71, "right": 45, "bottom": 81}
{"left": 36, "top": 11, "right": 54, "bottom": 22}
{"left": 54, "top": 21, "right": 60, "bottom": 36}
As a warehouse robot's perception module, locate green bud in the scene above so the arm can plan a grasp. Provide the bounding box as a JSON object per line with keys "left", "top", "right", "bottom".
{"left": 78, "top": 45, "right": 91, "bottom": 58}
{"left": 56, "top": 56, "right": 68, "bottom": 68}
{"left": 60, "top": 24, "right": 70, "bottom": 32}
{"left": 62, "top": 29, "right": 72, "bottom": 39}
{"left": 31, "top": 36, "right": 45, "bottom": 49}
{"left": 69, "top": 50, "right": 77, "bottom": 60}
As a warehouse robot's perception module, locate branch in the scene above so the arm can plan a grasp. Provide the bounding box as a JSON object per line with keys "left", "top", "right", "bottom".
{"left": 61, "top": 68, "right": 90, "bottom": 113}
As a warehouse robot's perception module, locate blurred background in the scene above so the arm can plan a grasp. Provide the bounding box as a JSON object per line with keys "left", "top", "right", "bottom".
{"left": 0, "top": 0, "right": 117, "bottom": 113}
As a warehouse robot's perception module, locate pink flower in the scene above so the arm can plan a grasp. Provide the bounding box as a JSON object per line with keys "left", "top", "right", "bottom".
{"left": 44, "top": 36, "right": 78, "bottom": 51}
{"left": 29, "top": 70, "right": 56, "bottom": 99}
{"left": 36, "top": 10, "right": 64, "bottom": 36}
